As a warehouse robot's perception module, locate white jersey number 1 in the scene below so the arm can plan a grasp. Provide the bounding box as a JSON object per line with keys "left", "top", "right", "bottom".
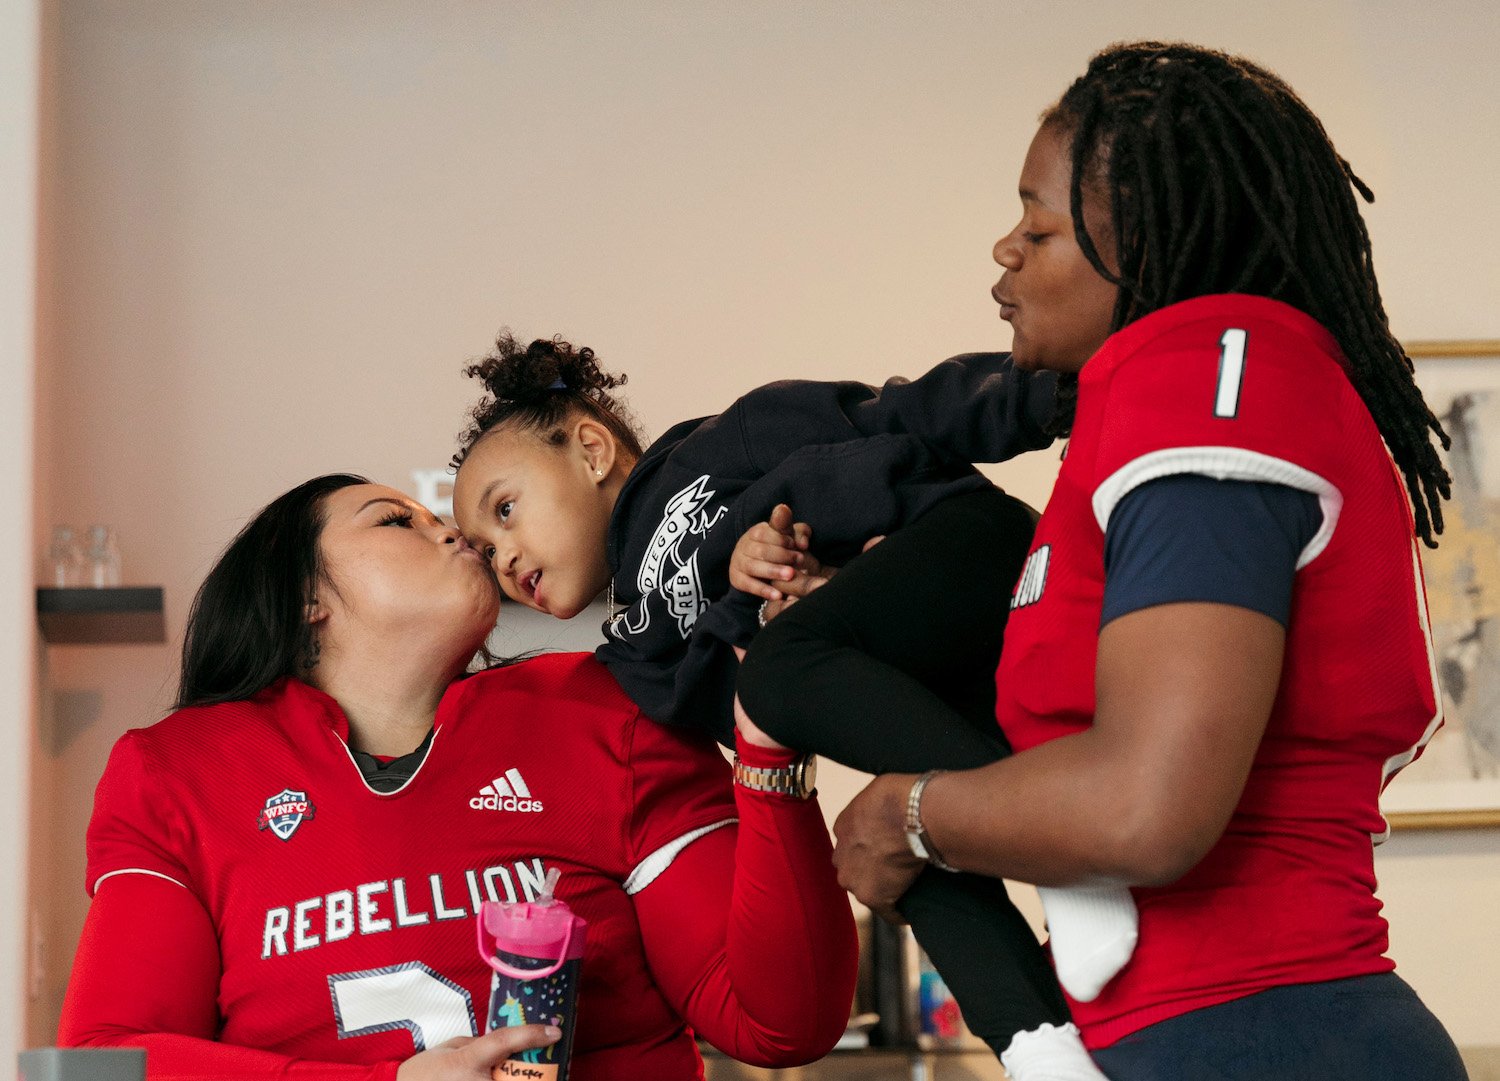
{"left": 1215, "top": 328, "right": 1248, "bottom": 419}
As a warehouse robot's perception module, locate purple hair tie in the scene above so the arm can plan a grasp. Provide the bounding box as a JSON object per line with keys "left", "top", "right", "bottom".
{"left": 549, "top": 377, "right": 567, "bottom": 391}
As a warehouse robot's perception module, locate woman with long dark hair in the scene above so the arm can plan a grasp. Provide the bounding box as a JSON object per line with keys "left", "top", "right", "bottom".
{"left": 831, "top": 42, "right": 1468, "bottom": 1080}
{"left": 60, "top": 474, "right": 856, "bottom": 1080}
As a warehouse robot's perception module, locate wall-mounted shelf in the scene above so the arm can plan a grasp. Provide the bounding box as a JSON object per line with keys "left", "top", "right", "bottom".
{"left": 36, "top": 587, "right": 165, "bottom": 644}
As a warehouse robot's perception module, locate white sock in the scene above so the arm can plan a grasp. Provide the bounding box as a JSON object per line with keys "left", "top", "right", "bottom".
{"left": 1000, "top": 1021, "right": 1108, "bottom": 1081}
{"left": 1038, "top": 884, "right": 1139, "bottom": 1003}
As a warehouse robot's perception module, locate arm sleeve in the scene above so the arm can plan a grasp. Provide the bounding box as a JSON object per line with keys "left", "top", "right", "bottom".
{"left": 59, "top": 872, "right": 396, "bottom": 1081}
{"left": 628, "top": 735, "right": 858, "bottom": 1067}
{"left": 85, "top": 732, "right": 195, "bottom": 897}
{"left": 1087, "top": 310, "right": 1345, "bottom": 544}
{"left": 622, "top": 710, "right": 739, "bottom": 864}
{"left": 1101, "top": 474, "right": 1324, "bottom": 629}
{"left": 726, "top": 353, "right": 1056, "bottom": 472}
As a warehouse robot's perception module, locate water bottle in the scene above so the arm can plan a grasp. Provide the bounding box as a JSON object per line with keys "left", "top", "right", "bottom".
{"left": 83, "top": 524, "right": 122, "bottom": 587}
{"left": 477, "top": 868, "right": 587, "bottom": 1080}
{"left": 45, "top": 526, "right": 85, "bottom": 587}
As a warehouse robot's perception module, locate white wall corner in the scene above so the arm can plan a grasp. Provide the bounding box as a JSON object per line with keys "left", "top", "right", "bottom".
{"left": 2, "top": 0, "right": 42, "bottom": 1067}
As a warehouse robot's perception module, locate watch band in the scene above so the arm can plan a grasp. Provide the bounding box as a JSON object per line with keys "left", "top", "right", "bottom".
{"left": 733, "top": 753, "right": 817, "bottom": 799}
{"left": 905, "top": 770, "right": 958, "bottom": 872}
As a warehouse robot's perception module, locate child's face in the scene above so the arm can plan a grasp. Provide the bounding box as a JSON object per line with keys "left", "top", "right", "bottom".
{"left": 452, "top": 426, "right": 616, "bottom": 620}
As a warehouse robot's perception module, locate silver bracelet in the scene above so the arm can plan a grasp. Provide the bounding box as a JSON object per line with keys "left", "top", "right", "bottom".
{"left": 904, "top": 770, "right": 958, "bottom": 872}
{"left": 757, "top": 599, "right": 771, "bottom": 628}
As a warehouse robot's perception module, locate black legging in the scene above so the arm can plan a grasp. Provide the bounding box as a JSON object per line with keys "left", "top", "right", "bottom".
{"left": 737, "top": 485, "right": 1070, "bottom": 1055}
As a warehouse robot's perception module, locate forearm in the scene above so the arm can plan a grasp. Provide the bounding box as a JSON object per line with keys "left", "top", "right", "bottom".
{"left": 60, "top": 876, "right": 396, "bottom": 1081}
{"left": 719, "top": 751, "right": 859, "bottom": 1058}
{"left": 919, "top": 726, "right": 1163, "bottom": 887}
{"left": 848, "top": 354, "right": 1057, "bottom": 461}
{"left": 636, "top": 740, "right": 858, "bottom": 1067}
{"left": 731, "top": 357, "right": 1051, "bottom": 476}
{"left": 924, "top": 604, "right": 1283, "bottom": 887}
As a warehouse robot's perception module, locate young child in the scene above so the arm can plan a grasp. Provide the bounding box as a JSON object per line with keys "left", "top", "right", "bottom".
{"left": 450, "top": 332, "right": 1132, "bottom": 1080}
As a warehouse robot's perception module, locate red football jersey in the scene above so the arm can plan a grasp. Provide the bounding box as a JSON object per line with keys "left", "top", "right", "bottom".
{"left": 997, "top": 294, "right": 1443, "bottom": 1047}
{"left": 84, "top": 653, "right": 738, "bottom": 1077}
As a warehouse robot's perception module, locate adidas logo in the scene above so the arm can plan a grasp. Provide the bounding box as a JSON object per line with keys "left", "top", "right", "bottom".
{"left": 469, "top": 768, "right": 544, "bottom": 813}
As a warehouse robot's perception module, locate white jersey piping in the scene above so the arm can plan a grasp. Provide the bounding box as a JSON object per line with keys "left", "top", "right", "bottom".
{"left": 1372, "top": 536, "right": 1446, "bottom": 844}
{"left": 92, "top": 867, "right": 188, "bottom": 895}
{"left": 336, "top": 725, "right": 441, "bottom": 797}
{"left": 1092, "top": 446, "right": 1342, "bottom": 569}
{"left": 622, "top": 818, "right": 737, "bottom": 896}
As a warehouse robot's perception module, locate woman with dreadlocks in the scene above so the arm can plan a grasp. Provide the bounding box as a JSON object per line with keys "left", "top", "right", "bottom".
{"left": 829, "top": 41, "right": 1468, "bottom": 1080}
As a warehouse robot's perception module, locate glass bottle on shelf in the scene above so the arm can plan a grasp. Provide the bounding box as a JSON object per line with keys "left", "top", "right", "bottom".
{"left": 45, "top": 525, "right": 85, "bottom": 587}
{"left": 83, "top": 524, "right": 122, "bottom": 587}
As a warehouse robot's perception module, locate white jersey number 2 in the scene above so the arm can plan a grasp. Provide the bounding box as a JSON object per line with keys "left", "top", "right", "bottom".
{"left": 329, "top": 961, "right": 479, "bottom": 1051}
{"left": 1215, "top": 328, "right": 1249, "bottom": 418}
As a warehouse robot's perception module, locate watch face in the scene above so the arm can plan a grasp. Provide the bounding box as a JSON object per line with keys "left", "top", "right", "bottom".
{"left": 798, "top": 754, "right": 817, "bottom": 795}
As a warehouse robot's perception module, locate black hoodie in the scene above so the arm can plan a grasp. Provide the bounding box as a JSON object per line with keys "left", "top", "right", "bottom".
{"left": 596, "top": 352, "right": 1057, "bottom": 740}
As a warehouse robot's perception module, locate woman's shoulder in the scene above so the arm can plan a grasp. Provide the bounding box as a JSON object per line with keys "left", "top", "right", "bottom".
{"left": 458, "top": 654, "right": 722, "bottom": 778}
{"left": 460, "top": 654, "right": 726, "bottom": 760}
{"left": 463, "top": 651, "right": 640, "bottom": 715}
{"left": 128, "top": 678, "right": 332, "bottom": 755}
{"left": 1096, "top": 294, "right": 1347, "bottom": 379}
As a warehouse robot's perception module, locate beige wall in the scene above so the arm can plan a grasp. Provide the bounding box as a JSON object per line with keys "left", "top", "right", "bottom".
{"left": 27, "top": 0, "right": 1500, "bottom": 1058}
{"left": 5, "top": 0, "right": 41, "bottom": 1068}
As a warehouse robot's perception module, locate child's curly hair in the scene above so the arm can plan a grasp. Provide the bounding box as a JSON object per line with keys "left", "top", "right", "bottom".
{"left": 452, "top": 331, "right": 645, "bottom": 469}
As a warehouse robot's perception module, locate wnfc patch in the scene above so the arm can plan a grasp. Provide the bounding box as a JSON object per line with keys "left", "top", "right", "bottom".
{"left": 257, "top": 789, "right": 316, "bottom": 841}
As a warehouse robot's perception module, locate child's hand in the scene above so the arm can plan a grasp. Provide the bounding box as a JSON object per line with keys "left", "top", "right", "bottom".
{"left": 730, "top": 503, "right": 813, "bottom": 601}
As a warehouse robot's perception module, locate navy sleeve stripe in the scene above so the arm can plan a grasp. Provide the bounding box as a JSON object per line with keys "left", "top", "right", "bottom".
{"left": 1100, "top": 475, "right": 1325, "bottom": 630}
{"left": 1092, "top": 446, "right": 1343, "bottom": 569}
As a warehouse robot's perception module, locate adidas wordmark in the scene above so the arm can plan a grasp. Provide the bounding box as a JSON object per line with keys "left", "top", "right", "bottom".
{"left": 470, "top": 768, "right": 544, "bottom": 812}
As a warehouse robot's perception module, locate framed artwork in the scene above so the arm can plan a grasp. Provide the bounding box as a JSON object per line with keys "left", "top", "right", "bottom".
{"left": 1382, "top": 340, "right": 1500, "bottom": 830}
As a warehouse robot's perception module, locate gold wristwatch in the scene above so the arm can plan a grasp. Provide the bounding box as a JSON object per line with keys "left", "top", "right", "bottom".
{"left": 733, "top": 753, "right": 817, "bottom": 799}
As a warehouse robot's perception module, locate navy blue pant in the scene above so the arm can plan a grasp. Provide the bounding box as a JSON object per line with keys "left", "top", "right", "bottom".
{"left": 1092, "top": 973, "right": 1468, "bottom": 1081}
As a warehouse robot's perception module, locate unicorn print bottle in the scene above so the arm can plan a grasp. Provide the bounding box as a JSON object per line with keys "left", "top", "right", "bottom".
{"left": 478, "top": 868, "right": 588, "bottom": 1080}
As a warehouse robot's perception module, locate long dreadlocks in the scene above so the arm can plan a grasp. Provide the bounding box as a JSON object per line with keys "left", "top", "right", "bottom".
{"left": 1043, "top": 41, "right": 1450, "bottom": 546}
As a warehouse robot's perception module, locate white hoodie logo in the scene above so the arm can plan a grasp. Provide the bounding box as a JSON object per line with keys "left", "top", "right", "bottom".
{"left": 616, "top": 475, "right": 728, "bottom": 639}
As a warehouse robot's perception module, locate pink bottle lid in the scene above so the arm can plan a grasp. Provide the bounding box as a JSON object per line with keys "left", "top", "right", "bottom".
{"left": 478, "top": 868, "right": 588, "bottom": 980}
